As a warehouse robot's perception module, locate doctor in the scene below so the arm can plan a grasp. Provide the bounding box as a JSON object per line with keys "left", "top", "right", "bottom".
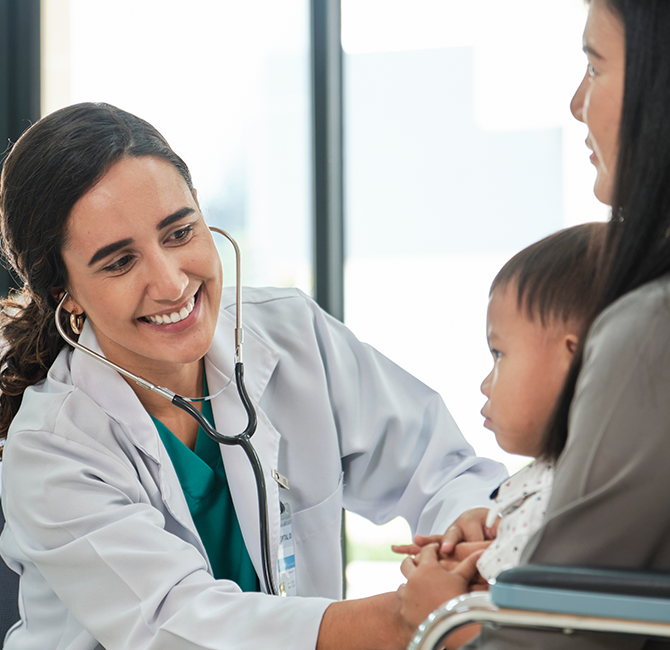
{"left": 0, "top": 102, "right": 506, "bottom": 650}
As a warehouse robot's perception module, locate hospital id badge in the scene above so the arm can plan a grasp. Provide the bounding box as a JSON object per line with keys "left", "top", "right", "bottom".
{"left": 278, "top": 501, "right": 297, "bottom": 596}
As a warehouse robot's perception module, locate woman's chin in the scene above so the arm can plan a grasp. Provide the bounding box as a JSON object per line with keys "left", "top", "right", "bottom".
{"left": 593, "top": 177, "right": 614, "bottom": 206}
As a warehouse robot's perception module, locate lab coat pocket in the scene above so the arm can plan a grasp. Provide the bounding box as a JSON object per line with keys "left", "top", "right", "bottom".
{"left": 291, "top": 471, "right": 344, "bottom": 599}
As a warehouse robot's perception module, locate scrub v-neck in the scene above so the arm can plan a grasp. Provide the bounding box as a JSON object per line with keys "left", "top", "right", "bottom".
{"left": 150, "top": 381, "right": 259, "bottom": 591}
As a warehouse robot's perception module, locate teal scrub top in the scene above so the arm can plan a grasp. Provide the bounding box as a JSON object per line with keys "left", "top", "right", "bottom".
{"left": 150, "top": 392, "right": 259, "bottom": 592}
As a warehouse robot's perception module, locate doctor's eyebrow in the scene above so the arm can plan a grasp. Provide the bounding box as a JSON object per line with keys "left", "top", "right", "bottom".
{"left": 87, "top": 207, "right": 197, "bottom": 266}
{"left": 156, "top": 207, "right": 195, "bottom": 231}
{"left": 88, "top": 238, "right": 133, "bottom": 267}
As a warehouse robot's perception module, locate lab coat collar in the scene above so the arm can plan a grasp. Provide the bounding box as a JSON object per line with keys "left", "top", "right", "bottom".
{"left": 67, "top": 304, "right": 282, "bottom": 463}
{"left": 67, "top": 303, "right": 284, "bottom": 586}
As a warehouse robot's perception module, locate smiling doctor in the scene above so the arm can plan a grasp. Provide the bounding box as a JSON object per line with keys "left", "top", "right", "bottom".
{"left": 0, "top": 103, "right": 506, "bottom": 650}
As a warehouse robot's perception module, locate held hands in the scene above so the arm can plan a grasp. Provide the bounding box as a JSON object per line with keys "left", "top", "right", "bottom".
{"left": 391, "top": 507, "right": 497, "bottom": 558}
{"left": 397, "top": 544, "right": 485, "bottom": 629}
{"left": 389, "top": 509, "right": 496, "bottom": 649}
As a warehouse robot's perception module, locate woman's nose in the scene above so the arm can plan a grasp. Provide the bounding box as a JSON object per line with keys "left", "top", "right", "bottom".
{"left": 570, "top": 71, "right": 588, "bottom": 123}
{"left": 146, "top": 253, "right": 189, "bottom": 302}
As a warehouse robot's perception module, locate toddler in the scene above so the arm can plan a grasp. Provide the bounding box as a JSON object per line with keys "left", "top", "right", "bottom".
{"left": 396, "top": 222, "right": 607, "bottom": 642}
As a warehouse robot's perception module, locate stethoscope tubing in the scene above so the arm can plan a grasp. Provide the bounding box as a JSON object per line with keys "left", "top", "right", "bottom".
{"left": 53, "top": 226, "right": 278, "bottom": 596}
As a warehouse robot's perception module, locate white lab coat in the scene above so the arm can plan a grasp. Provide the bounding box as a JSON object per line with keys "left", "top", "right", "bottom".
{"left": 0, "top": 287, "right": 506, "bottom": 650}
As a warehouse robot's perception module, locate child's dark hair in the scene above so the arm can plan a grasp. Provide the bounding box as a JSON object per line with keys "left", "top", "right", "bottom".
{"left": 490, "top": 222, "right": 608, "bottom": 329}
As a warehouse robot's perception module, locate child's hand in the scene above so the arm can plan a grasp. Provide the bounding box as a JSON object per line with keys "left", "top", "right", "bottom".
{"left": 397, "top": 543, "right": 484, "bottom": 629}
{"left": 391, "top": 507, "right": 498, "bottom": 557}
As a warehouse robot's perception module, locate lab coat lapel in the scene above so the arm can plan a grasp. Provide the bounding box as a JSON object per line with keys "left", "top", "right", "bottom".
{"left": 205, "top": 307, "right": 282, "bottom": 591}
{"left": 69, "top": 323, "right": 203, "bottom": 554}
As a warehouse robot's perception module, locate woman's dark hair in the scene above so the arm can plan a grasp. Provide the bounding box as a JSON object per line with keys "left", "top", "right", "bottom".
{"left": 0, "top": 102, "right": 193, "bottom": 451}
{"left": 542, "top": 0, "right": 670, "bottom": 461}
{"left": 490, "top": 222, "right": 608, "bottom": 329}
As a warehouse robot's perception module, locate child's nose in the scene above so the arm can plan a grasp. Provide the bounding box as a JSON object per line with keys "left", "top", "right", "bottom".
{"left": 480, "top": 371, "right": 492, "bottom": 398}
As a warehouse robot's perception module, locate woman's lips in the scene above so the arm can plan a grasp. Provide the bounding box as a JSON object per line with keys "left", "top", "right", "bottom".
{"left": 139, "top": 290, "right": 201, "bottom": 332}
{"left": 145, "top": 294, "right": 195, "bottom": 325}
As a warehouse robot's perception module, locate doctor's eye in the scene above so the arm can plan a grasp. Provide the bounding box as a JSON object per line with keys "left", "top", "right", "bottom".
{"left": 102, "top": 254, "right": 135, "bottom": 274}
{"left": 167, "top": 225, "right": 194, "bottom": 244}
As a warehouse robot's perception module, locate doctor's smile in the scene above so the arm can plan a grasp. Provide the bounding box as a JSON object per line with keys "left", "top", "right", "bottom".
{"left": 140, "top": 291, "right": 198, "bottom": 329}
{"left": 60, "top": 154, "right": 223, "bottom": 374}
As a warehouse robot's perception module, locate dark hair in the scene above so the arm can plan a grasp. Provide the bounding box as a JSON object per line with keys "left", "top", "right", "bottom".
{"left": 0, "top": 102, "right": 194, "bottom": 451}
{"left": 543, "top": 0, "right": 670, "bottom": 461}
{"left": 490, "top": 222, "right": 608, "bottom": 328}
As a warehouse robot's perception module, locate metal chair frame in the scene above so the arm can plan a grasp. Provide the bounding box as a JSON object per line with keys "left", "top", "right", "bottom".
{"left": 408, "top": 566, "right": 670, "bottom": 650}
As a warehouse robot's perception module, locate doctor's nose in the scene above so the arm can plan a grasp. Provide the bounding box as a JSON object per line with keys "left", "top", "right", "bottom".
{"left": 145, "top": 253, "right": 189, "bottom": 303}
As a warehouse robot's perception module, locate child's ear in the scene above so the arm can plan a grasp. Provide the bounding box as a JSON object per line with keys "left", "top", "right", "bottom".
{"left": 565, "top": 333, "right": 579, "bottom": 355}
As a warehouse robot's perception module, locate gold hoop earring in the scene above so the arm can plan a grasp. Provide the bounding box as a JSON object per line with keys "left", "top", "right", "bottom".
{"left": 70, "top": 311, "right": 85, "bottom": 335}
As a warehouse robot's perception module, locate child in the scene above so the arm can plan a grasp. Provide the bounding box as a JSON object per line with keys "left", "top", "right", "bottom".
{"left": 396, "top": 222, "right": 607, "bottom": 643}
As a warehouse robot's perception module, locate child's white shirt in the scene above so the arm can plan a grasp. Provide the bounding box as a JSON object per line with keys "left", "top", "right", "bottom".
{"left": 476, "top": 459, "right": 554, "bottom": 583}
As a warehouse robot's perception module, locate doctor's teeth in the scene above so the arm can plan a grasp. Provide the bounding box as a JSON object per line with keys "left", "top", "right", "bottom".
{"left": 147, "top": 296, "right": 195, "bottom": 325}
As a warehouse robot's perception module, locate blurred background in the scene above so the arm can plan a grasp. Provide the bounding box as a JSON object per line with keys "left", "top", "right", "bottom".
{"left": 0, "top": 0, "right": 607, "bottom": 598}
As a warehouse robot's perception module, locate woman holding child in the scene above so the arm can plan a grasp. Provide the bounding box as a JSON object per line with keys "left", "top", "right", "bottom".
{"left": 399, "top": 0, "right": 670, "bottom": 648}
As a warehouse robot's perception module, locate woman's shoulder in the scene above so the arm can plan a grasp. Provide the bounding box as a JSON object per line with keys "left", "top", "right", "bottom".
{"left": 577, "top": 276, "right": 670, "bottom": 410}
{"left": 221, "top": 286, "right": 317, "bottom": 314}
{"left": 220, "top": 286, "right": 332, "bottom": 333}
{"left": 8, "top": 360, "right": 128, "bottom": 458}
{"left": 588, "top": 276, "right": 670, "bottom": 353}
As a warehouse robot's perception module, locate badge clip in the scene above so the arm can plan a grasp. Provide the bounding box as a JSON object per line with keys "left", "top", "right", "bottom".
{"left": 272, "top": 469, "right": 289, "bottom": 490}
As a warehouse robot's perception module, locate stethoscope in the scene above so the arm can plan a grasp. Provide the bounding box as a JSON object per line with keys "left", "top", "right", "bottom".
{"left": 54, "top": 226, "right": 278, "bottom": 596}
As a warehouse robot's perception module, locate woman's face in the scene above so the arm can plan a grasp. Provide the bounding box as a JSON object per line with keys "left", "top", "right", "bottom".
{"left": 570, "top": 0, "right": 625, "bottom": 205}
{"left": 61, "top": 156, "right": 223, "bottom": 380}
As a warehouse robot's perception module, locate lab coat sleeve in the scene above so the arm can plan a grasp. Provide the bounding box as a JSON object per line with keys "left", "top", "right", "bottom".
{"left": 299, "top": 291, "right": 508, "bottom": 535}
{"left": 2, "top": 403, "right": 332, "bottom": 650}
{"left": 463, "top": 280, "right": 670, "bottom": 649}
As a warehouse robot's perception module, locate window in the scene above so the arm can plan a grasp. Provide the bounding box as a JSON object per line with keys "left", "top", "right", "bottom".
{"left": 342, "top": 0, "right": 608, "bottom": 598}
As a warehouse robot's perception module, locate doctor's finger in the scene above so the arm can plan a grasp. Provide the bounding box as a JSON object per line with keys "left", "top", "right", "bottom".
{"left": 399, "top": 555, "right": 419, "bottom": 579}
{"left": 414, "top": 543, "right": 441, "bottom": 566}
{"left": 392, "top": 534, "right": 441, "bottom": 556}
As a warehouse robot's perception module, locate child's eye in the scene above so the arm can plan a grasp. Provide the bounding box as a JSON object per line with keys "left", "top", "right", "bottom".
{"left": 491, "top": 349, "right": 502, "bottom": 361}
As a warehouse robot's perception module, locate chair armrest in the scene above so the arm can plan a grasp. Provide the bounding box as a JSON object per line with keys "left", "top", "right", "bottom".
{"left": 491, "top": 565, "right": 670, "bottom": 623}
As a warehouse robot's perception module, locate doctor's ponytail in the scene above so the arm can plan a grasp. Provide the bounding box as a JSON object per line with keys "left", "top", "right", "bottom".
{"left": 0, "top": 102, "right": 194, "bottom": 454}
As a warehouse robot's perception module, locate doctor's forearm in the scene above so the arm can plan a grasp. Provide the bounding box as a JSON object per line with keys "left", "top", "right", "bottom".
{"left": 316, "top": 592, "right": 414, "bottom": 650}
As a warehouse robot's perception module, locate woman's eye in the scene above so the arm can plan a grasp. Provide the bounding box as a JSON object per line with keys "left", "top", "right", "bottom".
{"left": 103, "top": 255, "right": 134, "bottom": 273}
{"left": 587, "top": 63, "right": 597, "bottom": 77}
{"left": 169, "top": 225, "right": 193, "bottom": 243}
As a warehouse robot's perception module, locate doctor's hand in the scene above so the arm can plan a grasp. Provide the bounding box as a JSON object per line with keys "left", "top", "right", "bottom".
{"left": 391, "top": 507, "right": 497, "bottom": 558}
{"left": 317, "top": 591, "right": 415, "bottom": 650}
{"left": 398, "top": 544, "right": 485, "bottom": 629}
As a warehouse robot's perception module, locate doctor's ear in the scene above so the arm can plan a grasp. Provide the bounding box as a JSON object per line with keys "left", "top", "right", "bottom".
{"left": 50, "top": 288, "right": 83, "bottom": 315}
{"left": 50, "top": 287, "right": 65, "bottom": 306}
